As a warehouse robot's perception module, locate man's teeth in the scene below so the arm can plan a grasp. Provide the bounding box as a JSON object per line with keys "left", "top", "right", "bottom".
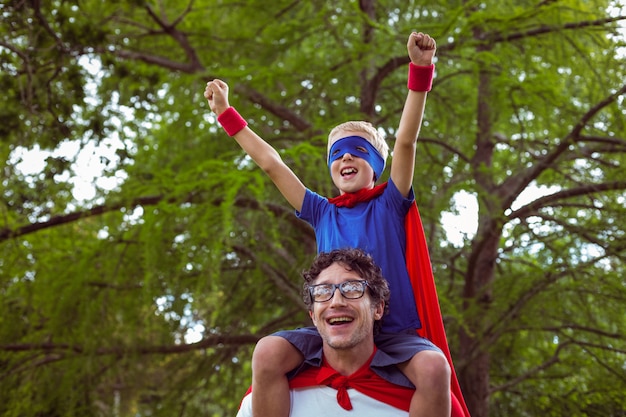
{"left": 329, "top": 317, "right": 353, "bottom": 324}
{"left": 341, "top": 168, "right": 357, "bottom": 175}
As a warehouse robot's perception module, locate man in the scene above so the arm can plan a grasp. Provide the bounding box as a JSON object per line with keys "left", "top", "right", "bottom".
{"left": 236, "top": 248, "right": 451, "bottom": 416}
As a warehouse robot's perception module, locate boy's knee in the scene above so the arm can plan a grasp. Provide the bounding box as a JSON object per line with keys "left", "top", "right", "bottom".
{"left": 420, "top": 351, "right": 451, "bottom": 387}
{"left": 252, "top": 336, "right": 302, "bottom": 375}
{"left": 252, "top": 336, "right": 283, "bottom": 368}
{"left": 408, "top": 350, "right": 451, "bottom": 389}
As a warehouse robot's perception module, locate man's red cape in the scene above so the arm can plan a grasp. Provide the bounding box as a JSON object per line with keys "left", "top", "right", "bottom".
{"left": 289, "top": 347, "right": 415, "bottom": 411}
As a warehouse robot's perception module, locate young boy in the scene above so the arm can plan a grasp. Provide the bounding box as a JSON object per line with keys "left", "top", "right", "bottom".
{"left": 205, "top": 32, "right": 453, "bottom": 417}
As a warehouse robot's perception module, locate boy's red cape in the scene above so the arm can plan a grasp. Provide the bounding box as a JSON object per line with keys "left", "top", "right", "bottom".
{"left": 405, "top": 201, "right": 470, "bottom": 417}
{"left": 328, "top": 182, "right": 470, "bottom": 417}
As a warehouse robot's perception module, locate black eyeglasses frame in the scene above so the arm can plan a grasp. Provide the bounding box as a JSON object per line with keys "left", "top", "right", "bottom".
{"left": 308, "top": 280, "right": 369, "bottom": 303}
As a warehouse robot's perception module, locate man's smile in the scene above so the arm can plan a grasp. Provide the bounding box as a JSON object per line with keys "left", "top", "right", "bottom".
{"left": 327, "top": 316, "right": 354, "bottom": 325}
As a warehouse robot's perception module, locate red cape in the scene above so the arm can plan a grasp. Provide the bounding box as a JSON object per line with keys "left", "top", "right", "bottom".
{"left": 289, "top": 347, "right": 414, "bottom": 411}
{"left": 405, "top": 202, "right": 470, "bottom": 417}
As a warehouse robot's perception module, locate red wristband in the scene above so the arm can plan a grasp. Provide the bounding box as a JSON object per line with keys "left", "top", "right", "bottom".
{"left": 217, "top": 107, "right": 248, "bottom": 136}
{"left": 407, "top": 63, "right": 435, "bottom": 92}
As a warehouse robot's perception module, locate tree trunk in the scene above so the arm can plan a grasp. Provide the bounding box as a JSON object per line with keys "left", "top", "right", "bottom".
{"left": 461, "top": 21, "right": 500, "bottom": 411}
{"left": 460, "top": 225, "right": 501, "bottom": 417}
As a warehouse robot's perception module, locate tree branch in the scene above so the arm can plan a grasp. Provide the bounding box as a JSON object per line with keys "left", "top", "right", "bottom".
{"left": 510, "top": 324, "right": 626, "bottom": 341}
{"left": 0, "top": 195, "right": 164, "bottom": 242}
{"left": 144, "top": 1, "right": 203, "bottom": 71}
{"left": 232, "top": 244, "right": 305, "bottom": 309}
{"left": 485, "top": 15, "right": 626, "bottom": 43}
{"left": 489, "top": 341, "right": 572, "bottom": 394}
{"left": 418, "top": 136, "right": 472, "bottom": 163}
{"left": 102, "top": 48, "right": 204, "bottom": 73}
{"left": 508, "top": 180, "right": 626, "bottom": 221}
{"left": 0, "top": 193, "right": 313, "bottom": 244}
{"left": 233, "top": 84, "right": 313, "bottom": 132}
{"left": 92, "top": 1, "right": 203, "bottom": 74}
{"left": 0, "top": 333, "right": 261, "bottom": 356}
{"left": 497, "top": 83, "right": 626, "bottom": 210}
{"left": 30, "top": 0, "right": 67, "bottom": 52}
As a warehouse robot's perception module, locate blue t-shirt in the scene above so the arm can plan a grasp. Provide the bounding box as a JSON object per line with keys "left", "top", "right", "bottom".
{"left": 296, "top": 179, "right": 421, "bottom": 333}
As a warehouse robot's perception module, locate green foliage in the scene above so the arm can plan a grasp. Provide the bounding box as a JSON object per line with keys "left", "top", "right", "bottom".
{"left": 1, "top": 0, "right": 625, "bottom": 416}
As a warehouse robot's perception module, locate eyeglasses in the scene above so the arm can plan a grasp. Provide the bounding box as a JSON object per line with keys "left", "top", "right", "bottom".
{"left": 308, "top": 280, "right": 369, "bottom": 303}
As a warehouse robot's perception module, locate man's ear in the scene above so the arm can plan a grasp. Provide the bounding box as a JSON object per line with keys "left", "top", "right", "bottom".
{"left": 309, "top": 309, "right": 317, "bottom": 325}
{"left": 373, "top": 301, "right": 385, "bottom": 320}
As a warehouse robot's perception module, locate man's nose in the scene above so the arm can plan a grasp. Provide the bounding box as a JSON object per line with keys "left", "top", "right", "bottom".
{"left": 329, "top": 288, "right": 347, "bottom": 305}
{"left": 341, "top": 152, "right": 354, "bottom": 161}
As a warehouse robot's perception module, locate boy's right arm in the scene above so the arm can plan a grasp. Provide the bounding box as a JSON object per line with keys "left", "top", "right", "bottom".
{"left": 205, "top": 79, "right": 306, "bottom": 212}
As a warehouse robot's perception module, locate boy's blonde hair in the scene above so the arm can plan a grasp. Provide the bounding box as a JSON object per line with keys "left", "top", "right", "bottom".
{"left": 327, "top": 121, "right": 389, "bottom": 162}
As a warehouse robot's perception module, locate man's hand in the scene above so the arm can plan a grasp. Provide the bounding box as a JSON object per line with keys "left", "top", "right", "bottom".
{"left": 407, "top": 32, "right": 436, "bottom": 66}
{"left": 204, "top": 79, "right": 230, "bottom": 115}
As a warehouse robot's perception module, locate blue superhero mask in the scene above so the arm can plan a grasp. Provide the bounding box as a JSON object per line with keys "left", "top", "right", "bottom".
{"left": 328, "top": 136, "right": 385, "bottom": 181}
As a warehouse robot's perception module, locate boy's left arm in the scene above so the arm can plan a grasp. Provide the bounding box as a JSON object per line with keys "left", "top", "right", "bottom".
{"left": 390, "top": 32, "right": 436, "bottom": 197}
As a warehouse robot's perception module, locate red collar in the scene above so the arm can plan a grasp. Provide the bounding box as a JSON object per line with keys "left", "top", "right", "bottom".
{"left": 327, "top": 182, "right": 388, "bottom": 208}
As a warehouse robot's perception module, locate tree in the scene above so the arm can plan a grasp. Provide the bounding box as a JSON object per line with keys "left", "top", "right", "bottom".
{"left": 1, "top": 0, "right": 625, "bottom": 416}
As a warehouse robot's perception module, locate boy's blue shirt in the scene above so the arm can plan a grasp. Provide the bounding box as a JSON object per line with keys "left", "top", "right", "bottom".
{"left": 296, "top": 178, "right": 421, "bottom": 333}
